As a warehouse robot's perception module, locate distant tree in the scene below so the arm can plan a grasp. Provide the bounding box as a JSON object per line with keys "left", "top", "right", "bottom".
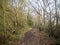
{"left": 27, "top": 8, "right": 33, "bottom": 27}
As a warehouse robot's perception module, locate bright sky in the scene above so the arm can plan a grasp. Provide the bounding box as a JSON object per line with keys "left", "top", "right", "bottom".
{"left": 11, "top": 0, "right": 60, "bottom": 16}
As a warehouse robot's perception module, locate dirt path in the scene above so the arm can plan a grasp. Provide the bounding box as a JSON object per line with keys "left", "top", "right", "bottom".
{"left": 16, "top": 27, "right": 54, "bottom": 45}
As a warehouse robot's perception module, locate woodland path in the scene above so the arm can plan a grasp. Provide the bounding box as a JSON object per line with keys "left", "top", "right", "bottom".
{"left": 16, "top": 27, "right": 54, "bottom": 45}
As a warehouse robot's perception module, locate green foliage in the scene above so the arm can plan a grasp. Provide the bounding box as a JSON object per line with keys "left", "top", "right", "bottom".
{"left": 0, "top": 0, "right": 28, "bottom": 45}
{"left": 27, "top": 14, "right": 33, "bottom": 27}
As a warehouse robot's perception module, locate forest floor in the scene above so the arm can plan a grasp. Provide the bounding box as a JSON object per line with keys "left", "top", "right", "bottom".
{"left": 15, "top": 27, "right": 55, "bottom": 45}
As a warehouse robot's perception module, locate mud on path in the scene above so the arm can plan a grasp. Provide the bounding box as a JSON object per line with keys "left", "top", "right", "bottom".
{"left": 16, "top": 27, "right": 55, "bottom": 45}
